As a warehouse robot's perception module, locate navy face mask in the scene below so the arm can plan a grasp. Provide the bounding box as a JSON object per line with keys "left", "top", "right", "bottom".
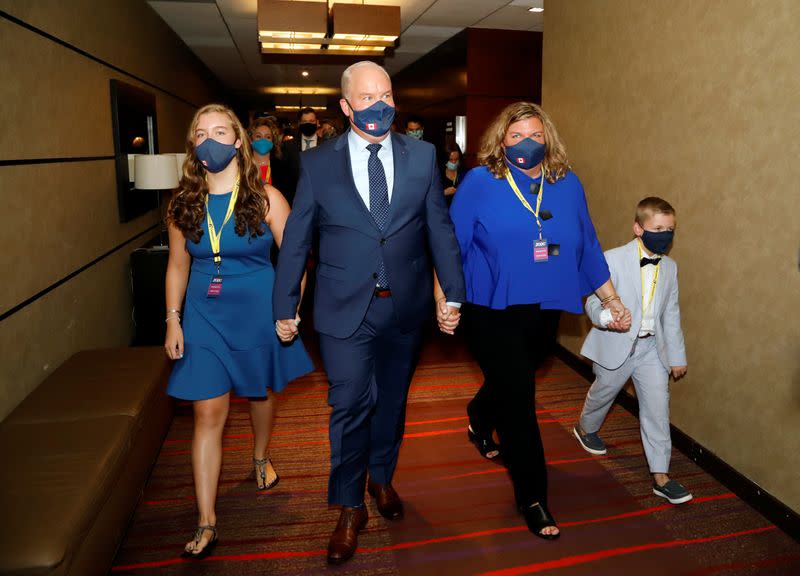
{"left": 195, "top": 138, "right": 238, "bottom": 173}
{"left": 641, "top": 230, "right": 674, "bottom": 254}
{"left": 504, "top": 138, "right": 546, "bottom": 170}
{"left": 347, "top": 99, "right": 395, "bottom": 137}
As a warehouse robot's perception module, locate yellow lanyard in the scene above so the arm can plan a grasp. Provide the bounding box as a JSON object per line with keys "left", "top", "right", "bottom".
{"left": 638, "top": 241, "right": 660, "bottom": 314}
{"left": 505, "top": 168, "right": 546, "bottom": 239}
{"left": 205, "top": 174, "right": 240, "bottom": 268}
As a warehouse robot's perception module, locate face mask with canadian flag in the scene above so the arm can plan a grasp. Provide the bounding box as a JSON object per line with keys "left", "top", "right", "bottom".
{"left": 347, "top": 99, "right": 395, "bottom": 137}
{"left": 504, "top": 137, "right": 546, "bottom": 170}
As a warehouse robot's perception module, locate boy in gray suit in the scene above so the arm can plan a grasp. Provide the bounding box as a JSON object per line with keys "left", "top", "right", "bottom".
{"left": 574, "top": 197, "right": 691, "bottom": 504}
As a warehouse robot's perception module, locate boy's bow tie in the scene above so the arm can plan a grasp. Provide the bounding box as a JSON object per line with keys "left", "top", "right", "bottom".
{"left": 640, "top": 257, "right": 661, "bottom": 267}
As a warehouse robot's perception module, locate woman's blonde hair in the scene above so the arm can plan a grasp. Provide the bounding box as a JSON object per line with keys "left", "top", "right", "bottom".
{"left": 477, "top": 102, "right": 570, "bottom": 183}
{"left": 248, "top": 116, "right": 283, "bottom": 160}
{"left": 167, "top": 103, "right": 267, "bottom": 242}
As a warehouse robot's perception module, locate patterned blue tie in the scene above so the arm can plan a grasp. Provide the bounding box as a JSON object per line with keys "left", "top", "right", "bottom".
{"left": 367, "top": 143, "right": 390, "bottom": 288}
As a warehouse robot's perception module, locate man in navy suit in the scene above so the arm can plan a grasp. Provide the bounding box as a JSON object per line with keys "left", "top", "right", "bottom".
{"left": 273, "top": 61, "right": 466, "bottom": 565}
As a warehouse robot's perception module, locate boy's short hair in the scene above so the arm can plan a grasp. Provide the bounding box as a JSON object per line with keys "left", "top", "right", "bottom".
{"left": 636, "top": 197, "right": 676, "bottom": 225}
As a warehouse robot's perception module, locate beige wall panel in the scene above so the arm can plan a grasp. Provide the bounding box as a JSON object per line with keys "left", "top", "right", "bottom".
{"left": 0, "top": 247, "right": 136, "bottom": 421}
{"left": 0, "top": 0, "right": 218, "bottom": 107}
{"left": 0, "top": 19, "right": 115, "bottom": 159}
{"left": 0, "top": 19, "right": 204, "bottom": 160}
{"left": 0, "top": 161, "right": 158, "bottom": 313}
{"left": 544, "top": 0, "right": 800, "bottom": 511}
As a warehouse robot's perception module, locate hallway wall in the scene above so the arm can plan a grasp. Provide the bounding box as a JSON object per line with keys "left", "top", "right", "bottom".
{"left": 543, "top": 0, "right": 800, "bottom": 511}
{"left": 0, "top": 1, "right": 221, "bottom": 420}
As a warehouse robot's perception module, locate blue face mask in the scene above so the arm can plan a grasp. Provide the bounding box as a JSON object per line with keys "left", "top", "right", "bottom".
{"left": 195, "top": 138, "right": 238, "bottom": 173}
{"left": 504, "top": 138, "right": 546, "bottom": 170}
{"left": 347, "top": 99, "right": 395, "bottom": 137}
{"left": 446, "top": 161, "right": 459, "bottom": 171}
{"left": 407, "top": 129, "right": 423, "bottom": 140}
{"left": 641, "top": 230, "right": 674, "bottom": 255}
{"left": 252, "top": 138, "right": 273, "bottom": 156}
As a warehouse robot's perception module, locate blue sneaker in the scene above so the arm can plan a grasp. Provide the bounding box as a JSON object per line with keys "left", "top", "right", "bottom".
{"left": 653, "top": 480, "right": 693, "bottom": 504}
{"left": 573, "top": 424, "right": 607, "bottom": 455}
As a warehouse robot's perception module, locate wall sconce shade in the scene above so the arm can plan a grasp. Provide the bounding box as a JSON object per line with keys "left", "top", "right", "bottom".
{"left": 134, "top": 154, "right": 179, "bottom": 190}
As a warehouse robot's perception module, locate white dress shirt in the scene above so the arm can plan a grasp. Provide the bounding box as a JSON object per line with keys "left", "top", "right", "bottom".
{"left": 347, "top": 129, "right": 394, "bottom": 208}
{"left": 638, "top": 250, "right": 660, "bottom": 337}
{"left": 301, "top": 134, "right": 318, "bottom": 151}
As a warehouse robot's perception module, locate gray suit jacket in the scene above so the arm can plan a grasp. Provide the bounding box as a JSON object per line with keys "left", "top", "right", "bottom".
{"left": 580, "top": 239, "right": 687, "bottom": 371}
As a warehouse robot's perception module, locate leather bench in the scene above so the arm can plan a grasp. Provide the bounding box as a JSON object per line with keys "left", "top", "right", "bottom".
{"left": 0, "top": 347, "right": 172, "bottom": 576}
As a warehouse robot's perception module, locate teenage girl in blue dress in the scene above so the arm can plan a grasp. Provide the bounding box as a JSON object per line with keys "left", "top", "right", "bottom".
{"left": 164, "top": 103, "right": 312, "bottom": 558}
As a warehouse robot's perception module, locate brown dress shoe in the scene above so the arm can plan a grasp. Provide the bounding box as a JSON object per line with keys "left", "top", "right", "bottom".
{"left": 367, "top": 481, "right": 404, "bottom": 520}
{"left": 327, "top": 506, "right": 369, "bottom": 565}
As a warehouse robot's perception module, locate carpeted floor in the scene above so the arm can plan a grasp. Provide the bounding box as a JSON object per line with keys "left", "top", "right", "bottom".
{"left": 112, "top": 328, "right": 800, "bottom": 575}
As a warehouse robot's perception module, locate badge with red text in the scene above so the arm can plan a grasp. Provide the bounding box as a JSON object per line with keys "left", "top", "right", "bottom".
{"left": 207, "top": 275, "right": 223, "bottom": 298}
{"left": 534, "top": 238, "right": 549, "bottom": 262}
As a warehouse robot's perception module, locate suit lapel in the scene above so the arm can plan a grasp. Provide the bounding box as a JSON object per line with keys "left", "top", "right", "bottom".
{"left": 335, "top": 133, "right": 381, "bottom": 234}
{"left": 628, "top": 239, "right": 643, "bottom": 316}
{"left": 385, "top": 132, "right": 408, "bottom": 231}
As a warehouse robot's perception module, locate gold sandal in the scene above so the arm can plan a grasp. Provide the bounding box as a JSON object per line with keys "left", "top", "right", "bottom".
{"left": 253, "top": 456, "right": 280, "bottom": 491}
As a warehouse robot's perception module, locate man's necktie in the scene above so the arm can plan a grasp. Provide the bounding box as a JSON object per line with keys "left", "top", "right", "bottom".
{"left": 303, "top": 139, "right": 313, "bottom": 151}
{"left": 367, "top": 143, "right": 390, "bottom": 288}
{"left": 640, "top": 257, "right": 661, "bottom": 267}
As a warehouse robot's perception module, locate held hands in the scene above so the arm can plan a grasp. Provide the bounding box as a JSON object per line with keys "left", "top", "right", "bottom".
{"left": 164, "top": 321, "right": 184, "bottom": 360}
{"left": 604, "top": 298, "right": 632, "bottom": 332}
{"left": 436, "top": 298, "right": 461, "bottom": 335}
{"left": 275, "top": 314, "right": 301, "bottom": 342}
{"left": 671, "top": 366, "right": 688, "bottom": 380}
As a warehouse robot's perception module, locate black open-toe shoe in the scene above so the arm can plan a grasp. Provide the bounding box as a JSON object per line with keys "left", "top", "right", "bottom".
{"left": 181, "top": 525, "right": 218, "bottom": 559}
{"left": 467, "top": 426, "right": 501, "bottom": 460}
{"left": 522, "top": 503, "right": 560, "bottom": 540}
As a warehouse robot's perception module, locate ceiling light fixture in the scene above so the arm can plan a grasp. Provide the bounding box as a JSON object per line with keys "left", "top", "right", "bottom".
{"left": 257, "top": 0, "right": 400, "bottom": 57}
{"left": 301, "top": 70, "right": 309, "bottom": 77}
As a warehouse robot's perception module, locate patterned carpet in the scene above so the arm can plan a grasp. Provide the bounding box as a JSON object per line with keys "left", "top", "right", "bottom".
{"left": 112, "top": 328, "right": 800, "bottom": 575}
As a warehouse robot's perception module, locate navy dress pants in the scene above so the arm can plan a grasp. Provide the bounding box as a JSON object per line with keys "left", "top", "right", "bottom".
{"left": 319, "top": 295, "right": 423, "bottom": 507}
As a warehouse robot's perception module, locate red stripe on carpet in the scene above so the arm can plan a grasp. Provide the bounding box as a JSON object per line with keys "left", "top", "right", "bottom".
{"left": 476, "top": 525, "right": 778, "bottom": 576}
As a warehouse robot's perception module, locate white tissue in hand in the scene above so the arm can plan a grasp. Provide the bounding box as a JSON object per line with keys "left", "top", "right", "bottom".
{"left": 599, "top": 308, "right": 614, "bottom": 328}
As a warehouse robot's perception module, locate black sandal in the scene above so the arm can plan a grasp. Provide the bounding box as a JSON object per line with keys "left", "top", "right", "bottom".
{"left": 254, "top": 456, "right": 280, "bottom": 491}
{"left": 467, "top": 426, "right": 501, "bottom": 460}
{"left": 522, "top": 503, "right": 560, "bottom": 540}
{"left": 181, "top": 524, "right": 218, "bottom": 559}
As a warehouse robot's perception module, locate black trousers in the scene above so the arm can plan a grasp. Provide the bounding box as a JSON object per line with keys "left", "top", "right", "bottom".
{"left": 463, "top": 303, "right": 561, "bottom": 508}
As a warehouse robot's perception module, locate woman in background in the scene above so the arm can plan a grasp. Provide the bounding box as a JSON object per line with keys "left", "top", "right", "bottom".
{"left": 441, "top": 142, "right": 466, "bottom": 206}
{"left": 165, "top": 104, "right": 312, "bottom": 558}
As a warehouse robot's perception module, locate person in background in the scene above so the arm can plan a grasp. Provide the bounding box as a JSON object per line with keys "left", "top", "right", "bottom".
{"left": 448, "top": 101, "right": 631, "bottom": 540}
{"left": 441, "top": 142, "right": 466, "bottom": 206}
{"left": 405, "top": 115, "right": 425, "bottom": 140}
{"left": 318, "top": 119, "right": 338, "bottom": 142}
{"left": 164, "top": 103, "right": 313, "bottom": 559}
{"left": 575, "top": 197, "right": 691, "bottom": 505}
{"left": 248, "top": 117, "right": 294, "bottom": 202}
{"left": 283, "top": 107, "right": 320, "bottom": 204}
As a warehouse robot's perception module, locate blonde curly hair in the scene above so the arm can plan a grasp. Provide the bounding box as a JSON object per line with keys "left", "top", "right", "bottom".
{"left": 477, "top": 102, "right": 570, "bottom": 184}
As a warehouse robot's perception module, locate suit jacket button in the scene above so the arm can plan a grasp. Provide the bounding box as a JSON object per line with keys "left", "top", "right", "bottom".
{"left": 380, "top": 238, "right": 386, "bottom": 245}
{"left": 373, "top": 273, "right": 378, "bottom": 279}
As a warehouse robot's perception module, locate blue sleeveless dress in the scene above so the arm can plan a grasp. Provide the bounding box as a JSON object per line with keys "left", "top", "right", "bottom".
{"left": 167, "top": 192, "right": 313, "bottom": 400}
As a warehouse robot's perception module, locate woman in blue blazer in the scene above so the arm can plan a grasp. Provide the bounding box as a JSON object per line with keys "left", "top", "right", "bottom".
{"left": 449, "top": 102, "right": 630, "bottom": 539}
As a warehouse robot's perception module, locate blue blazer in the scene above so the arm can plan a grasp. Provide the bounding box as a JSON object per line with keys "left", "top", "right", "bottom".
{"left": 273, "top": 131, "right": 466, "bottom": 338}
